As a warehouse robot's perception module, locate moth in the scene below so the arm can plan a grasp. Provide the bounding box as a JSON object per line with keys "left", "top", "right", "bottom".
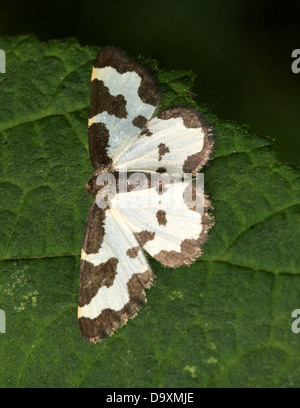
{"left": 78, "top": 47, "right": 214, "bottom": 343}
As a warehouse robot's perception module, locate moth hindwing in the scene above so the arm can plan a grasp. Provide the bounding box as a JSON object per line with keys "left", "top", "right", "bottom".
{"left": 78, "top": 46, "right": 214, "bottom": 343}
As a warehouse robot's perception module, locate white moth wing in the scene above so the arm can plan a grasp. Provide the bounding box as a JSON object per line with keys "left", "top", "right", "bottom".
{"left": 108, "top": 177, "right": 212, "bottom": 268}
{"left": 88, "top": 47, "right": 160, "bottom": 170}
{"left": 114, "top": 107, "right": 213, "bottom": 175}
{"left": 79, "top": 204, "right": 153, "bottom": 343}
{"left": 90, "top": 67, "right": 156, "bottom": 161}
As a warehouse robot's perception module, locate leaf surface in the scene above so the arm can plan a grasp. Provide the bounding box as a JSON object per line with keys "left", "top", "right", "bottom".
{"left": 0, "top": 35, "right": 299, "bottom": 388}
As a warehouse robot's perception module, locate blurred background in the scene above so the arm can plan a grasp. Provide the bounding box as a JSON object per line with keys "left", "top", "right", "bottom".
{"left": 0, "top": 0, "right": 299, "bottom": 166}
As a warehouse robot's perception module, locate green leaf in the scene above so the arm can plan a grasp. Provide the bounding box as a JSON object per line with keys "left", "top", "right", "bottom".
{"left": 0, "top": 35, "right": 300, "bottom": 388}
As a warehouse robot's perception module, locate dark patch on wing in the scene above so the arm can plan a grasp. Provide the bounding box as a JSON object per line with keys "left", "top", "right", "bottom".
{"left": 132, "top": 117, "right": 153, "bottom": 137}
{"left": 82, "top": 203, "right": 106, "bottom": 254}
{"left": 156, "top": 210, "right": 167, "bottom": 226}
{"left": 134, "top": 230, "right": 155, "bottom": 246}
{"left": 156, "top": 167, "right": 167, "bottom": 174}
{"left": 88, "top": 122, "right": 112, "bottom": 170}
{"left": 93, "top": 46, "right": 160, "bottom": 108}
{"left": 79, "top": 257, "right": 119, "bottom": 307}
{"left": 158, "top": 106, "right": 201, "bottom": 128}
{"left": 126, "top": 246, "right": 140, "bottom": 258}
{"left": 140, "top": 128, "right": 153, "bottom": 137}
{"left": 158, "top": 143, "right": 170, "bottom": 161}
{"left": 89, "top": 79, "right": 127, "bottom": 119}
{"left": 154, "top": 238, "right": 202, "bottom": 268}
{"left": 138, "top": 80, "right": 159, "bottom": 106}
{"left": 132, "top": 115, "right": 147, "bottom": 129}
{"left": 78, "top": 269, "right": 154, "bottom": 343}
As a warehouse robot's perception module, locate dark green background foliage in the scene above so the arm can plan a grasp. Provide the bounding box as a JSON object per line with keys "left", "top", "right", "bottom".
{"left": 0, "top": 36, "right": 300, "bottom": 388}
{"left": 0, "top": 0, "right": 300, "bottom": 166}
